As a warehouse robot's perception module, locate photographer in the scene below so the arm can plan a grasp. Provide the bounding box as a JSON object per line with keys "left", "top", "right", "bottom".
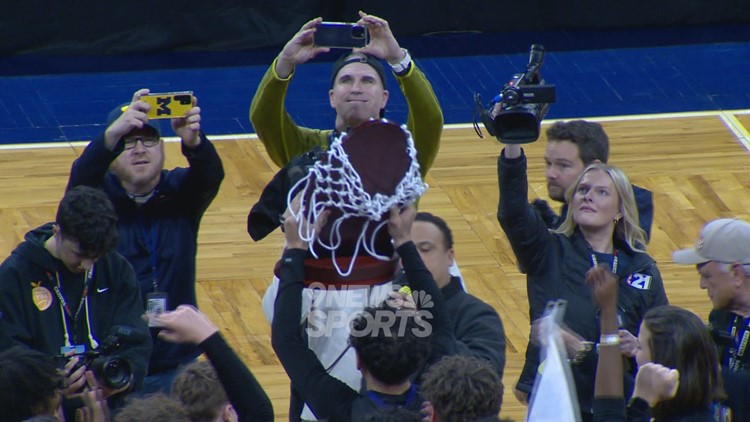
{"left": 0, "top": 186, "right": 151, "bottom": 414}
{"left": 479, "top": 47, "right": 652, "bottom": 241}
{"left": 496, "top": 135, "right": 668, "bottom": 420}
{"left": 672, "top": 218, "right": 750, "bottom": 421}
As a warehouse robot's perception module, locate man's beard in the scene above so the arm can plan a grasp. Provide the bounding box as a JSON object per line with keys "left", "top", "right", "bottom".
{"left": 547, "top": 183, "right": 566, "bottom": 203}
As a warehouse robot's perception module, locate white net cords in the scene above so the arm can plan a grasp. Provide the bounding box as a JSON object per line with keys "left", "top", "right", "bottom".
{"left": 287, "top": 121, "right": 428, "bottom": 277}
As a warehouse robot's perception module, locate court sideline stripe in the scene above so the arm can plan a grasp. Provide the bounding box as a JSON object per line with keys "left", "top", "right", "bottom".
{"left": 2, "top": 109, "right": 749, "bottom": 151}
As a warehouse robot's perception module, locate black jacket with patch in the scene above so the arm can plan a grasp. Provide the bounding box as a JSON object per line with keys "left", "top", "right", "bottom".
{"left": 0, "top": 223, "right": 152, "bottom": 390}
{"left": 497, "top": 151, "right": 668, "bottom": 413}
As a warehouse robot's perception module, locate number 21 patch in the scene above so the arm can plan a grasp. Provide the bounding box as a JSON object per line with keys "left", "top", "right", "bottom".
{"left": 626, "top": 273, "right": 652, "bottom": 290}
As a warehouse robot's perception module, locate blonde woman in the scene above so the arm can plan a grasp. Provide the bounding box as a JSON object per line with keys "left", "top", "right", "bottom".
{"left": 497, "top": 143, "right": 668, "bottom": 422}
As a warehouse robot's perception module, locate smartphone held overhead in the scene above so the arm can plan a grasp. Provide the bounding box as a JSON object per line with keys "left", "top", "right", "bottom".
{"left": 314, "top": 22, "right": 368, "bottom": 49}
{"left": 141, "top": 91, "right": 194, "bottom": 120}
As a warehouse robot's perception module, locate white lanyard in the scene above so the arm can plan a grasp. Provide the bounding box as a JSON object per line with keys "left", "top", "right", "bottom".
{"left": 53, "top": 267, "right": 99, "bottom": 349}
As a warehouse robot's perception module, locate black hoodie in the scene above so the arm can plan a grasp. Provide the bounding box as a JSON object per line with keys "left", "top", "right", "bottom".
{"left": 0, "top": 223, "right": 152, "bottom": 391}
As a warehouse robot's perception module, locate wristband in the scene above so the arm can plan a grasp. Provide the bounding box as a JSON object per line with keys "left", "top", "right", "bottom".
{"left": 390, "top": 49, "right": 412, "bottom": 74}
{"left": 600, "top": 333, "right": 620, "bottom": 346}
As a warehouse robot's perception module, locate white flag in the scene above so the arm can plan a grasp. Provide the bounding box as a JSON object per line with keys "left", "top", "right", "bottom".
{"left": 527, "top": 300, "right": 581, "bottom": 422}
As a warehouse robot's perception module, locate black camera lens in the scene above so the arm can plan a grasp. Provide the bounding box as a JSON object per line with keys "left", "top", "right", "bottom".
{"left": 92, "top": 356, "right": 133, "bottom": 390}
{"left": 351, "top": 25, "right": 365, "bottom": 39}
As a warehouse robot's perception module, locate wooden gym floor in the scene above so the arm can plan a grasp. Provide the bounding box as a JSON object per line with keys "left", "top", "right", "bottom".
{"left": 1, "top": 110, "right": 749, "bottom": 420}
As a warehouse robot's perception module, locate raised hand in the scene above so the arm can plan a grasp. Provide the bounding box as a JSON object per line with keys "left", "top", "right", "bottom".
{"left": 387, "top": 205, "right": 416, "bottom": 248}
{"left": 172, "top": 96, "right": 201, "bottom": 147}
{"left": 155, "top": 305, "right": 219, "bottom": 345}
{"left": 586, "top": 264, "right": 618, "bottom": 313}
{"left": 355, "top": 11, "right": 403, "bottom": 64}
{"left": 103, "top": 88, "right": 151, "bottom": 149}
{"left": 276, "top": 18, "right": 331, "bottom": 78}
{"left": 633, "top": 362, "right": 680, "bottom": 407}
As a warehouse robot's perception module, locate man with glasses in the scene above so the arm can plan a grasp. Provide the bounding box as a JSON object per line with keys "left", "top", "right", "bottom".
{"left": 67, "top": 88, "right": 225, "bottom": 394}
{"left": 673, "top": 218, "right": 750, "bottom": 420}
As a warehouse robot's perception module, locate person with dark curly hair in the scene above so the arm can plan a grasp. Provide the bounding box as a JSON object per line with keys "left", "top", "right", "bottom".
{"left": 272, "top": 205, "right": 455, "bottom": 421}
{"left": 0, "top": 346, "right": 63, "bottom": 422}
{"left": 0, "top": 186, "right": 151, "bottom": 416}
{"left": 421, "top": 355, "right": 503, "bottom": 422}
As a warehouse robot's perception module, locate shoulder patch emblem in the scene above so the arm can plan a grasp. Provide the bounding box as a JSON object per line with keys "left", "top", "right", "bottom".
{"left": 31, "top": 281, "right": 53, "bottom": 311}
{"left": 625, "top": 273, "right": 652, "bottom": 290}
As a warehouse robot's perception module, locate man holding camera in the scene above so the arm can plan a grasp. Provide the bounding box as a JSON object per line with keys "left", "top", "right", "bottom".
{"left": 249, "top": 11, "right": 443, "bottom": 421}
{"left": 249, "top": 11, "right": 442, "bottom": 172}
{"left": 488, "top": 117, "right": 654, "bottom": 240}
{"left": 672, "top": 218, "right": 750, "bottom": 421}
{"left": 66, "top": 88, "right": 225, "bottom": 394}
{"left": 0, "top": 186, "right": 152, "bottom": 412}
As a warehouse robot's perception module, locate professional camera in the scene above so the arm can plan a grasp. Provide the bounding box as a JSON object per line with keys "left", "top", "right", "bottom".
{"left": 474, "top": 44, "right": 556, "bottom": 144}
{"left": 58, "top": 326, "right": 144, "bottom": 390}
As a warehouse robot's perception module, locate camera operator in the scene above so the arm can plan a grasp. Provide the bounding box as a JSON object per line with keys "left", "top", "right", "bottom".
{"left": 491, "top": 118, "right": 654, "bottom": 242}
{"left": 496, "top": 137, "right": 668, "bottom": 420}
{"left": 672, "top": 218, "right": 750, "bottom": 421}
{"left": 479, "top": 46, "right": 652, "bottom": 242}
{"left": 0, "top": 186, "right": 152, "bottom": 416}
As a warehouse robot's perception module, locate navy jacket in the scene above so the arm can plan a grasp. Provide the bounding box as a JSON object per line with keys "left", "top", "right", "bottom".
{"left": 497, "top": 151, "right": 668, "bottom": 413}
{"left": 67, "top": 133, "right": 224, "bottom": 372}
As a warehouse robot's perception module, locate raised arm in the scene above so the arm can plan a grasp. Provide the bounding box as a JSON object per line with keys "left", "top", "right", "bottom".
{"left": 355, "top": 11, "right": 443, "bottom": 177}
{"left": 156, "top": 305, "right": 274, "bottom": 422}
{"left": 388, "top": 206, "right": 457, "bottom": 362}
{"left": 249, "top": 18, "right": 332, "bottom": 167}
{"left": 67, "top": 88, "right": 153, "bottom": 190}
{"left": 589, "top": 265, "right": 627, "bottom": 421}
{"left": 496, "top": 145, "right": 554, "bottom": 276}
{"left": 270, "top": 212, "right": 358, "bottom": 419}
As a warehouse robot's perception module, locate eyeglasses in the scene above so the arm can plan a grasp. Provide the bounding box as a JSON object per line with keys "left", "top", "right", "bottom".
{"left": 123, "top": 136, "right": 160, "bottom": 150}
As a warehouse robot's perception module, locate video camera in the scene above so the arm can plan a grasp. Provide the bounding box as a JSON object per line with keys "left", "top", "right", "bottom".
{"left": 58, "top": 326, "right": 145, "bottom": 390}
{"left": 474, "top": 44, "right": 556, "bottom": 144}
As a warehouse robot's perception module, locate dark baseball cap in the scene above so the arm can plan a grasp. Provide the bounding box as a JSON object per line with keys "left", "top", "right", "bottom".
{"left": 330, "top": 52, "right": 387, "bottom": 89}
